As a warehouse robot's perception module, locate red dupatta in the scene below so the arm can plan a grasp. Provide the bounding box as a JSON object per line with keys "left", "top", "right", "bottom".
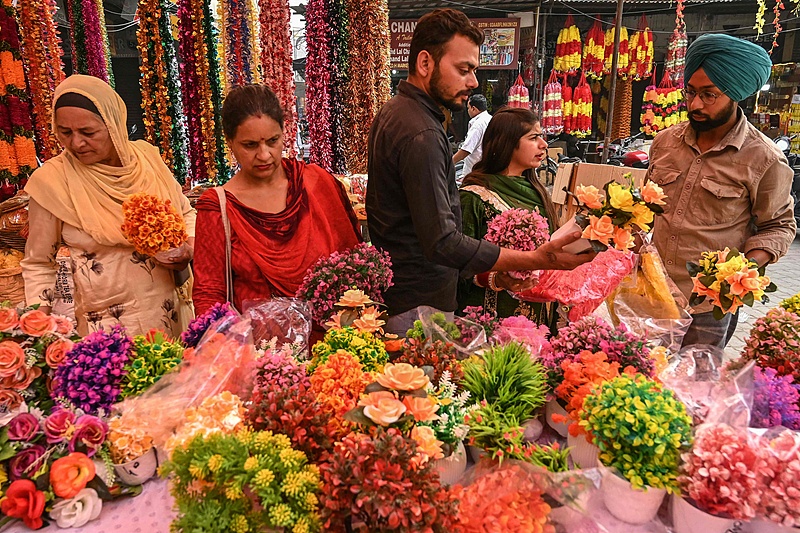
{"left": 196, "top": 159, "right": 360, "bottom": 297}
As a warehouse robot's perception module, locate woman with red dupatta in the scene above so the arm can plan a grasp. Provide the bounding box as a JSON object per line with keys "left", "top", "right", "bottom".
{"left": 192, "top": 85, "right": 360, "bottom": 316}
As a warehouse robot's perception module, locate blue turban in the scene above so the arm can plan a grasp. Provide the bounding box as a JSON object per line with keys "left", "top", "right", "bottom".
{"left": 684, "top": 34, "right": 772, "bottom": 102}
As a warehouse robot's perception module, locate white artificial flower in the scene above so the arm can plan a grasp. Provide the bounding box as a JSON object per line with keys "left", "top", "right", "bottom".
{"left": 50, "top": 488, "right": 103, "bottom": 529}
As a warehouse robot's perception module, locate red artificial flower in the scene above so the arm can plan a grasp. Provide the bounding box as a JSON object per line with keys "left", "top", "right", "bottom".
{"left": 0, "top": 479, "right": 46, "bottom": 529}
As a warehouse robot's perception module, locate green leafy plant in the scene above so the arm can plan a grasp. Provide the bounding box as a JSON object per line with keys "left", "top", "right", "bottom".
{"left": 120, "top": 331, "right": 184, "bottom": 399}
{"left": 406, "top": 313, "right": 460, "bottom": 342}
{"left": 462, "top": 342, "right": 548, "bottom": 421}
{"left": 579, "top": 373, "right": 693, "bottom": 493}
{"left": 162, "top": 429, "right": 322, "bottom": 533}
{"left": 780, "top": 292, "right": 800, "bottom": 316}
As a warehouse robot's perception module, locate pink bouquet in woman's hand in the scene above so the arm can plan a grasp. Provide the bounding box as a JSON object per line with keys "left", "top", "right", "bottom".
{"left": 484, "top": 208, "right": 550, "bottom": 279}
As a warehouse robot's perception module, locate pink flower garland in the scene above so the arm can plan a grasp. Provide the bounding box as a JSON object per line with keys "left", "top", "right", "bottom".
{"left": 258, "top": 0, "right": 297, "bottom": 158}
{"left": 80, "top": 0, "right": 111, "bottom": 83}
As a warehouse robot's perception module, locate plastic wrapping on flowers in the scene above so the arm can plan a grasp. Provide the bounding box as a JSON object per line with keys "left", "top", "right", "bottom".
{"left": 113, "top": 313, "right": 257, "bottom": 451}
{"left": 450, "top": 460, "right": 602, "bottom": 533}
{"left": 515, "top": 248, "right": 637, "bottom": 322}
{"left": 605, "top": 244, "right": 692, "bottom": 353}
{"left": 413, "top": 305, "right": 487, "bottom": 359}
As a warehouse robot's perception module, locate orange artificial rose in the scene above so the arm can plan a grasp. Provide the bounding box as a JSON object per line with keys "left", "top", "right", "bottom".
{"left": 53, "top": 316, "right": 75, "bottom": 336}
{"left": 18, "top": 310, "right": 57, "bottom": 337}
{"left": 581, "top": 215, "right": 614, "bottom": 244}
{"left": 402, "top": 396, "right": 440, "bottom": 422}
{"left": 376, "top": 363, "right": 430, "bottom": 391}
{"left": 352, "top": 307, "right": 385, "bottom": 334}
{"left": 50, "top": 453, "right": 96, "bottom": 499}
{"left": 727, "top": 269, "right": 763, "bottom": 297}
{"left": 612, "top": 226, "right": 634, "bottom": 251}
{"left": 0, "top": 340, "right": 26, "bottom": 378}
{"left": 641, "top": 181, "right": 667, "bottom": 206}
{"left": 0, "top": 388, "right": 23, "bottom": 410}
{"left": 45, "top": 338, "right": 74, "bottom": 369}
{"left": 411, "top": 425, "right": 444, "bottom": 464}
{"left": 2, "top": 365, "right": 42, "bottom": 390}
{"left": 575, "top": 185, "right": 604, "bottom": 209}
{"left": 336, "top": 289, "right": 374, "bottom": 308}
{"left": 691, "top": 275, "right": 718, "bottom": 300}
{"left": 0, "top": 307, "right": 19, "bottom": 331}
{"left": 359, "top": 391, "right": 407, "bottom": 425}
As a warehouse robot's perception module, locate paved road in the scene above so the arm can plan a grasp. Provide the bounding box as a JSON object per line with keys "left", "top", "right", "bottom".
{"left": 725, "top": 233, "right": 800, "bottom": 359}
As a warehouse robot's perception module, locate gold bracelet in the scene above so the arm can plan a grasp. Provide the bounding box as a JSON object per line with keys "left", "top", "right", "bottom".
{"left": 473, "top": 275, "right": 485, "bottom": 288}
{"left": 488, "top": 272, "right": 501, "bottom": 292}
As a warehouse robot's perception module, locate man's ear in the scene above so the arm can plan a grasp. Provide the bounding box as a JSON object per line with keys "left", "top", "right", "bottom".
{"left": 416, "top": 50, "right": 434, "bottom": 78}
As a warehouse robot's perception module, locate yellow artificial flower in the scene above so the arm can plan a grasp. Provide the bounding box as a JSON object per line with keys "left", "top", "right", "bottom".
{"left": 715, "top": 255, "right": 748, "bottom": 282}
{"left": 630, "top": 203, "right": 655, "bottom": 231}
{"left": 607, "top": 182, "right": 635, "bottom": 212}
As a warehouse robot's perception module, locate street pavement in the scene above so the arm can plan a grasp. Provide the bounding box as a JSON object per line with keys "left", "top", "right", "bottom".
{"left": 725, "top": 233, "right": 800, "bottom": 359}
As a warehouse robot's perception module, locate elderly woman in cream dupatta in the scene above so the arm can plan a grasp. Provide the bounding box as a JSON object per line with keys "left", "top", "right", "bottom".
{"left": 21, "top": 75, "right": 196, "bottom": 337}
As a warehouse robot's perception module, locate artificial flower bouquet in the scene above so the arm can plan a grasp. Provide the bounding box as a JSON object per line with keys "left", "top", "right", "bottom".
{"left": 780, "top": 291, "right": 800, "bottom": 316}
{"left": 295, "top": 243, "right": 393, "bottom": 324}
{"left": 0, "top": 405, "right": 133, "bottom": 530}
{"left": 0, "top": 305, "right": 76, "bottom": 414}
{"left": 579, "top": 373, "right": 693, "bottom": 493}
{"left": 407, "top": 306, "right": 488, "bottom": 358}
{"left": 418, "top": 371, "right": 471, "bottom": 458}
{"left": 750, "top": 366, "right": 800, "bottom": 430}
{"left": 491, "top": 315, "right": 552, "bottom": 358}
{"left": 162, "top": 429, "right": 322, "bottom": 533}
{"left": 688, "top": 247, "right": 776, "bottom": 319}
{"left": 120, "top": 192, "right": 188, "bottom": 257}
{"left": 119, "top": 330, "right": 184, "bottom": 399}
{"left": 346, "top": 363, "right": 445, "bottom": 465}
{"left": 308, "top": 350, "right": 373, "bottom": 439}
{"left": 483, "top": 207, "right": 550, "bottom": 279}
{"left": 562, "top": 176, "right": 667, "bottom": 253}
{"left": 393, "top": 336, "right": 463, "bottom": 384}
{"left": 728, "top": 307, "right": 800, "bottom": 384}
{"left": 310, "top": 326, "right": 387, "bottom": 373}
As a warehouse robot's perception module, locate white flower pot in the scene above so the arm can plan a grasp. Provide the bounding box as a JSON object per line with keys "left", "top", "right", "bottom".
{"left": 749, "top": 519, "right": 798, "bottom": 533}
{"left": 568, "top": 432, "right": 600, "bottom": 469}
{"left": 671, "top": 496, "right": 741, "bottom": 533}
{"left": 113, "top": 447, "right": 159, "bottom": 486}
{"left": 601, "top": 468, "right": 666, "bottom": 524}
{"left": 432, "top": 441, "right": 467, "bottom": 485}
{"left": 545, "top": 400, "right": 570, "bottom": 437}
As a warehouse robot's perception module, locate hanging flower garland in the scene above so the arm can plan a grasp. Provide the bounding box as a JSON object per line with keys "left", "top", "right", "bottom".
{"left": 666, "top": 0, "right": 687, "bottom": 84}
{"left": 259, "top": 0, "right": 298, "bottom": 159}
{"left": 611, "top": 76, "right": 632, "bottom": 140}
{"left": 223, "top": 0, "right": 260, "bottom": 87}
{"left": 755, "top": 0, "right": 768, "bottom": 34}
{"left": 178, "top": 0, "right": 225, "bottom": 184}
{"left": 137, "top": 0, "right": 191, "bottom": 185}
{"left": 305, "top": 0, "right": 334, "bottom": 171}
{"left": 202, "top": 0, "right": 229, "bottom": 181}
{"left": 328, "top": 0, "right": 350, "bottom": 174}
{"left": 603, "top": 23, "right": 629, "bottom": 77}
{"left": 570, "top": 71, "right": 592, "bottom": 138}
{"left": 582, "top": 19, "right": 605, "bottom": 80}
{"left": 628, "top": 15, "right": 653, "bottom": 81}
{"left": 657, "top": 69, "right": 687, "bottom": 131}
{"left": 554, "top": 14, "right": 581, "bottom": 73}
{"left": 640, "top": 71, "right": 660, "bottom": 136}
{"left": 0, "top": 0, "right": 36, "bottom": 190}
{"left": 561, "top": 73, "right": 574, "bottom": 134}
{"left": 65, "top": 0, "right": 114, "bottom": 84}
{"left": 542, "top": 70, "right": 563, "bottom": 135}
{"left": 769, "top": 0, "right": 785, "bottom": 55}
{"left": 343, "top": 0, "right": 390, "bottom": 174}
{"left": 16, "top": 0, "right": 64, "bottom": 162}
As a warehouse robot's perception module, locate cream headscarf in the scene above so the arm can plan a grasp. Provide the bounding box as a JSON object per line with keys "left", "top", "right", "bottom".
{"left": 25, "top": 74, "right": 192, "bottom": 247}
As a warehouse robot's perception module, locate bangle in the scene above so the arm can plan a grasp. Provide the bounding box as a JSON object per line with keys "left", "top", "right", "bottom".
{"left": 488, "top": 272, "right": 501, "bottom": 292}
{"left": 474, "top": 272, "right": 490, "bottom": 288}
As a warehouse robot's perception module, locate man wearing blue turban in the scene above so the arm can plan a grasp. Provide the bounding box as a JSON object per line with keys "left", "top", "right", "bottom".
{"left": 646, "top": 33, "right": 796, "bottom": 348}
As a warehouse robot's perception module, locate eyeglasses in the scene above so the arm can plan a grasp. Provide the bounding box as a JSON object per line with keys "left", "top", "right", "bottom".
{"left": 681, "top": 89, "right": 724, "bottom": 105}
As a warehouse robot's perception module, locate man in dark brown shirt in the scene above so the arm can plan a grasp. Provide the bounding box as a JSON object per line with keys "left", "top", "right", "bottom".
{"left": 367, "top": 9, "right": 594, "bottom": 334}
{"left": 647, "top": 34, "right": 796, "bottom": 348}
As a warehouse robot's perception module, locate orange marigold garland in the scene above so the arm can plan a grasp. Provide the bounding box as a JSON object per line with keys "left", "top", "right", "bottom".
{"left": 0, "top": 1, "right": 36, "bottom": 189}
{"left": 570, "top": 71, "right": 592, "bottom": 138}
{"left": 554, "top": 14, "right": 581, "bottom": 73}
{"left": 137, "top": 0, "right": 191, "bottom": 185}
{"left": 628, "top": 15, "right": 654, "bottom": 81}
{"left": 604, "top": 23, "right": 629, "bottom": 77}
{"left": 582, "top": 19, "right": 605, "bottom": 80}
{"left": 16, "top": 0, "right": 64, "bottom": 162}
{"left": 121, "top": 193, "right": 188, "bottom": 256}
{"left": 259, "top": 0, "right": 298, "bottom": 159}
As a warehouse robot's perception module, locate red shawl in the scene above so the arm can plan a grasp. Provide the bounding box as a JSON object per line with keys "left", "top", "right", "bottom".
{"left": 193, "top": 159, "right": 360, "bottom": 314}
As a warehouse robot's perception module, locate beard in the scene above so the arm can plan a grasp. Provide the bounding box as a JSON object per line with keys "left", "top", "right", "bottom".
{"left": 688, "top": 99, "right": 737, "bottom": 132}
{"left": 429, "top": 64, "right": 471, "bottom": 113}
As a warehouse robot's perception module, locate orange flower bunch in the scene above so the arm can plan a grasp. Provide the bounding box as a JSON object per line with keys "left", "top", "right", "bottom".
{"left": 551, "top": 350, "right": 634, "bottom": 437}
{"left": 107, "top": 413, "right": 154, "bottom": 463}
{"left": 121, "top": 192, "right": 188, "bottom": 256}
{"left": 572, "top": 176, "right": 667, "bottom": 252}
{"left": 309, "top": 350, "right": 373, "bottom": 437}
{"left": 452, "top": 463, "right": 555, "bottom": 533}
{"left": 164, "top": 391, "right": 245, "bottom": 456}
{"left": 13, "top": 135, "right": 38, "bottom": 169}
{"left": 0, "top": 51, "right": 26, "bottom": 90}
{"left": 0, "top": 139, "right": 18, "bottom": 177}
{"left": 324, "top": 289, "right": 390, "bottom": 336}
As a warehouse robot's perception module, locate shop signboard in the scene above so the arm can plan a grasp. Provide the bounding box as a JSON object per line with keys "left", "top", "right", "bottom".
{"left": 390, "top": 17, "right": 521, "bottom": 71}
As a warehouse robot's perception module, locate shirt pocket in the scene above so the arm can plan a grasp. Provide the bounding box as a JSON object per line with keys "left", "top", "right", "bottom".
{"left": 690, "top": 177, "right": 747, "bottom": 226}
{"left": 648, "top": 167, "right": 681, "bottom": 214}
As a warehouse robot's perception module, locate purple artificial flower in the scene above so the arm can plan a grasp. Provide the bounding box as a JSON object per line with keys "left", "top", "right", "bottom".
{"left": 181, "top": 302, "right": 236, "bottom": 348}
{"left": 8, "top": 445, "right": 46, "bottom": 480}
{"left": 51, "top": 325, "right": 133, "bottom": 415}
{"left": 69, "top": 415, "right": 108, "bottom": 457}
{"left": 6, "top": 413, "right": 41, "bottom": 442}
{"left": 751, "top": 366, "right": 800, "bottom": 430}
{"left": 43, "top": 408, "right": 77, "bottom": 444}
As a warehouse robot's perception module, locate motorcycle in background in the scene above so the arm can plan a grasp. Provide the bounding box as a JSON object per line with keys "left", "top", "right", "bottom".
{"left": 775, "top": 135, "right": 800, "bottom": 231}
